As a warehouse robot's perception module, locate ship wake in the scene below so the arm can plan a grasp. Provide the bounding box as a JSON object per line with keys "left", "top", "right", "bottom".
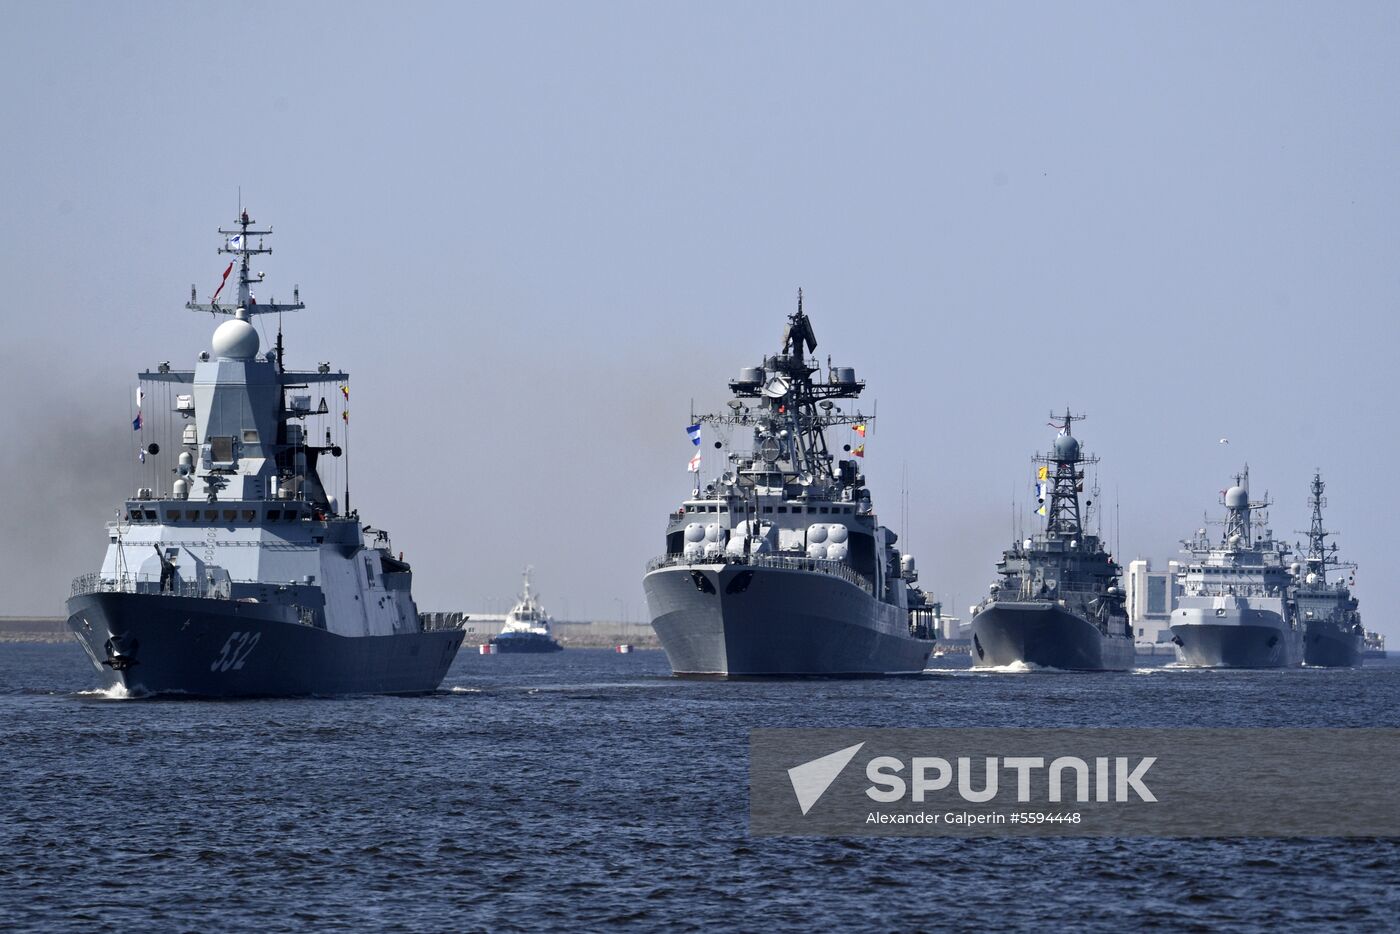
{"left": 964, "top": 660, "right": 1071, "bottom": 674}
{"left": 74, "top": 683, "right": 140, "bottom": 700}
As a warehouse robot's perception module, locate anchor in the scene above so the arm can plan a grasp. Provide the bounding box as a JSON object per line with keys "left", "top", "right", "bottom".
{"left": 101, "top": 635, "right": 140, "bottom": 671}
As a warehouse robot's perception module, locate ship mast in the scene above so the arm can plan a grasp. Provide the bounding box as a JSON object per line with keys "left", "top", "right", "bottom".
{"left": 187, "top": 209, "right": 305, "bottom": 318}
{"left": 1305, "top": 471, "right": 1329, "bottom": 583}
{"left": 1295, "top": 470, "right": 1351, "bottom": 584}
{"left": 1037, "top": 409, "right": 1095, "bottom": 541}
{"left": 1220, "top": 466, "right": 1269, "bottom": 550}
{"left": 698, "top": 290, "right": 869, "bottom": 492}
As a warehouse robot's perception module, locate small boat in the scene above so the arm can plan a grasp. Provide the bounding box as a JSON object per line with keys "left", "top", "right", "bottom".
{"left": 489, "top": 569, "right": 563, "bottom": 653}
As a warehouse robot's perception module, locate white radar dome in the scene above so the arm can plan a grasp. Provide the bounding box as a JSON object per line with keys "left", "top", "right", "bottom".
{"left": 1225, "top": 486, "right": 1248, "bottom": 509}
{"left": 212, "top": 317, "right": 260, "bottom": 359}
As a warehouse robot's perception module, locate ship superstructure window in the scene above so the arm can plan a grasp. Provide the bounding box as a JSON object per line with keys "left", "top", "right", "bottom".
{"left": 778, "top": 506, "right": 787, "bottom": 513}
{"left": 223, "top": 510, "right": 237, "bottom": 522}
{"left": 186, "top": 511, "right": 199, "bottom": 520}
{"left": 242, "top": 430, "right": 259, "bottom": 443}
{"left": 204, "top": 510, "right": 218, "bottom": 521}
{"left": 763, "top": 507, "right": 773, "bottom": 513}
{"left": 268, "top": 510, "right": 281, "bottom": 521}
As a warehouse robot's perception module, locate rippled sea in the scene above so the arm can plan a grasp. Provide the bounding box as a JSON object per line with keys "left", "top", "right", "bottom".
{"left": 3, "top": 643, "right": 1399, "bottom": 932}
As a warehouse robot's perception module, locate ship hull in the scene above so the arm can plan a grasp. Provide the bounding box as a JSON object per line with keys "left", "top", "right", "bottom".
{"left": 1169, "top": 608, "right": 1301, "bottom": 668}
{"left": 66, "top": 592, "right": 463, "bottom": 696}
{"left": 490, "top": 635, "right": 563, "bottom": 653}
{"left": 643, "top": 563, "right": 933, "bottom": 677}
{"left": 1303, "top": 622, "right": 1364, "bottom": 668}
{"left": 969, "top": 602, "right": 1134, "bottom": 671}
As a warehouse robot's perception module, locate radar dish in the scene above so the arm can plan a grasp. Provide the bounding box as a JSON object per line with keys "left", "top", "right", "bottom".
{"left": 761, "top": 376, "right": 791, "bottom": 399}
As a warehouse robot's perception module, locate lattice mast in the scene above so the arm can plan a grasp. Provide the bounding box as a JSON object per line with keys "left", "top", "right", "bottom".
{"left": 1296, "top": 470, "right": 1350, "bottom": 583}
{"left": 1036, "top": 409, "right": 1096, "bottom": 540}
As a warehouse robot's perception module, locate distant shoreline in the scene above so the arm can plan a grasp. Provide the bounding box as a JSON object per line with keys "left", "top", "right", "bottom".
{"left": 0, "top": 617, "right": 71, "bottom": 644}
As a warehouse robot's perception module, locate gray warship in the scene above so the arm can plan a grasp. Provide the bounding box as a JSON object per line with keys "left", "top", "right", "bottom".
{"left": 1294, "top": 471, "right": 1364, "bottom": 667}
{"left": 642, "top": 293, "right": 936, "bottom": 677}
{"left": 969, "top": 413, "right": 1133, "bottom": 670}
{"left": 65, "top": 211, "right": 464, "bottom": 695}
{"left": 1168, "top": 467, "right": 1302, "bottom": 668}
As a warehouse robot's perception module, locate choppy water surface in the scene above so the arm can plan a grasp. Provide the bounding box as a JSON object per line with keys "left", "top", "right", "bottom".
{"left": 3, "top": 644, "right": 1398, "bottom": 931}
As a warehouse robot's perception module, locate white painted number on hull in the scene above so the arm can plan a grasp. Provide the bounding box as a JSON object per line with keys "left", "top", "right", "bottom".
{"left": 210, "top": 631, "right": 261, "bottom": 672}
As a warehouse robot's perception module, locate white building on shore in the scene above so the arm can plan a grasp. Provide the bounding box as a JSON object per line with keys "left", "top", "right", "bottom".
{"left": 1125, "top": 559, "right": 1181, "bottom": 645}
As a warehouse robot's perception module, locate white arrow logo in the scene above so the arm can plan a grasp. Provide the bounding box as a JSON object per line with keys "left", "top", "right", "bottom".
{"left": 787, "top": 742, "right": 865, "bottom": 815}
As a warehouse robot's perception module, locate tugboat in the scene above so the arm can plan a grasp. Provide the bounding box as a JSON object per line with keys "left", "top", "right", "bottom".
{"left": 1294, "top": 471, "right": 1364, "bottom": 667}
{"left": 1168, "top": 467, "right": 1302, "bottom": 668}
{"left": 489, "top": 569, "right": 563, "bottom": 653}
{"left": 642, "top": 291, "right": 936, "bottom": 677}
{"left": 969, "top": 412, "right": 1133, "bottom": 670}
{"left": 64, "top": 211, "right": 464, "bottom": 695}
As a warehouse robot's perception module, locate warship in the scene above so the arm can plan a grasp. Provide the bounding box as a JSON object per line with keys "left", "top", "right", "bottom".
{"left": 489, "top": 568, "right": 563, "bottom": 653}
{"left": 64, "top": 211, "right": 464, "bottom": 695}
{"left": 1169, "top": 467, "right": 1301, "bottom": 668}
{"left": 642, "top": 292, "right": 937, "bottom": 677}
{"left": 970, "top": 413, "right": 1133, "bottom": 670}
{"left": 1294, "top": 471, "right": 1364, "bottom": 667}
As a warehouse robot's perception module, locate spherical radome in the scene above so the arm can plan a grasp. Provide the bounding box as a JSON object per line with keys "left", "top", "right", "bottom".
{"left": 1225, "top": 486, "right": 1248, "bottom": 509}
{"left": 212, "top": 318, "right": 259, "bottom": 359}
{"left": 1054, "top": 434, "right": 1080, "bottom": 460}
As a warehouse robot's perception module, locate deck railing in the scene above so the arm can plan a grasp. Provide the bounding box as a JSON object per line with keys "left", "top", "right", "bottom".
{"left": 70, "top": 572, "right": 218, "bottom": 599}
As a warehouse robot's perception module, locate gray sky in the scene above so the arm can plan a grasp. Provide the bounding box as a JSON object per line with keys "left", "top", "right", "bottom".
{"left": 2, "top": 2, "right": 1397, "bottom": 635}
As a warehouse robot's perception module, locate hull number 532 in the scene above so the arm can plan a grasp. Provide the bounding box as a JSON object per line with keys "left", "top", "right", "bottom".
{"left": 210, "top": 631, "right": 261, "bottom": 672}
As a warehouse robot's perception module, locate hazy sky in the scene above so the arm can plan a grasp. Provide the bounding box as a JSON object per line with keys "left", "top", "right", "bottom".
{"left": 2, "top": 2, "right": 1397, "bottom": 634}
